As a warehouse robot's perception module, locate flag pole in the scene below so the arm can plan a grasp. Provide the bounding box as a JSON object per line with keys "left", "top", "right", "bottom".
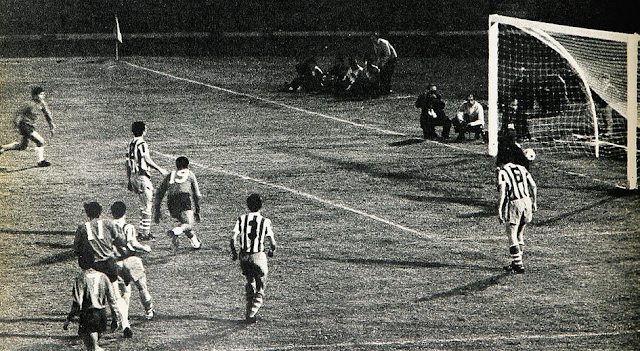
{"left": 115, "top": 15, "right": 122, "bottom": 61}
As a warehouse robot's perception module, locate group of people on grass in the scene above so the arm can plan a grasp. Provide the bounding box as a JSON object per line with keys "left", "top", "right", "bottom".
{"left": 415, "top": 84, "right": 486, "bottom": 142}
{"left": 284, "top": 32, "right": 397, "bottom": 99}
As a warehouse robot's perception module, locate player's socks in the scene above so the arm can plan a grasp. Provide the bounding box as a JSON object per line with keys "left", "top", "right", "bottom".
{"left": 34, "top": 146, "right": 45, "bottom": 162}
{"left": 509, "top": 244, "right": 523, "bottom": 267}
{"left": 185, "top": 230, "right": 201, "bottom": 249}
{"left": 139, "top": 210, "right": 152, "bottom": 239}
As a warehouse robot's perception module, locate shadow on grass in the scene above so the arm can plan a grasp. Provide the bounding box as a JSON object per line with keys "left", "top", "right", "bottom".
{"left": 33, "top": 250, "right": 76, "bottom": 266}
{"left": 314, "top": 255, "right": 496, "bottom": 272}
{"left": 0, "top": 165, "right": 38, "bottom": 173}
{"left": 535, "top": 196, "right": 612, "bottom": 226}
{"left": 416, "top": 273, "right": 508, "bottom": 302}
{"left": 399, "top": 194, "right": 495, "bottom": 217}
{"left": 388, "top": 138, "right": 425, "bottom": 147}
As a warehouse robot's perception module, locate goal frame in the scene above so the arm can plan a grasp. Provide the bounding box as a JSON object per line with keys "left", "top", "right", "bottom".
{"left": 488, "top": 14, "right": 639, "bottom": 190}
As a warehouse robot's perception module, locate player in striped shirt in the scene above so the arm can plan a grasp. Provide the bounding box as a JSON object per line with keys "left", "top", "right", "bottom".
{"left": 127, "top": 121, "right": 168, "bottom": 241}
{"left": 497, "top": 163, "right": 537, "bottom": 274}
{"left": 230, "top": 193, "right": 277, "bottom": 323}
{"left": 110, "top": 201, "right": 155, "bottom": 325}
{"left": 0, "top": 86, "right": 55, "bottom": 167}
{"left": 154, "top": 156, "right": 202, "bottom": 252}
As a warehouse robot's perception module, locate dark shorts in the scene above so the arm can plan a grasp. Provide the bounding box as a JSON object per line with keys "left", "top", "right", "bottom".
{"left": 168, "top": 192, "right": 192, "bottom": 219}
{"left": 92, "top": 257, "right": 120, "bottom": 283}
{"left": 78, "top": 308, "right": 107, "bottom": 336}
{"left": 18, "top": 121, "right": 35, "bottom": 136}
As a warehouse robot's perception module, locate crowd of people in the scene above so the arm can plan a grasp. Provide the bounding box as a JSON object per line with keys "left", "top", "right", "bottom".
{"left": 283, "top": 32, "right": 397, "bottom": 99}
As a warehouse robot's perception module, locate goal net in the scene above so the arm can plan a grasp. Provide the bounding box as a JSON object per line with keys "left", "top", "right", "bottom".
{"left": 488, "top": 14, "right": 639, "bottom": 189}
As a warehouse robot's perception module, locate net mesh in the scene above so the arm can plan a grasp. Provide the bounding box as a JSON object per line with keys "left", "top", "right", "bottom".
{"left": 495, "top": 22, "right": 639, "bottom": 188}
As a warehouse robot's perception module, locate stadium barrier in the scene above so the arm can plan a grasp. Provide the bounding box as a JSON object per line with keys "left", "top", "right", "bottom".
{"left": 0, "top": 31, "right": 487, "bottom": 58}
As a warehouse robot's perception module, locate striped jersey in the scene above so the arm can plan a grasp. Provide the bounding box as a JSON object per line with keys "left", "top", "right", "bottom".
{"left": 233, "top": 212, "right": 275, "bottom": 254}
{"left": 112, "top": 218, "right": 138, "bottom": 259}
{"left": 127, "top": 137, "right": 151, "bottom": 177}
{"left": 498, "top": 163, "right": 534, "bottom": 200}
{"left": 72, "top": 269, "right": 116, "bottom": 311}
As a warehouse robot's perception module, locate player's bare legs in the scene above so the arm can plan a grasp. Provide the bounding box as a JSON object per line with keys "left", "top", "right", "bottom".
{"left": 0, "top": 132, "right": 49, "bottom": 166}
{"left": 82, "top": 332, "right": 101, "bottom": 351}
{"left": 167, "top": 210, "right": 201, "bottom": 251}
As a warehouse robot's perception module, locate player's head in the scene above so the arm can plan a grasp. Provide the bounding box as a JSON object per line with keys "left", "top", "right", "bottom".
{"left": 428, "top": 84, "right": 437, "bottom": 92}
{"left": 176, "top": 156, "right": 189, "bottom": 170}
{"left": 83, "top": 201, "right": 102, "bottom": 219}
{"left": 370, "top": 32, "right": 380, "bottom": 41}
{"left": 246, "top": 193, "right": 263, "bottom": 212}
{"left": 78, "top": 254, "right": 93, "bottom": 270}
{"left": 132, "top": 121, "right": 146, "bottom": 137}
{"left": 466, "top": 93, "right": 475, "bottom": 103}
{"left": 110, "top": 201, "right": 127, "bottom": 219}
{"left": 31, "top": 86, "right": 45, "bottom": 101}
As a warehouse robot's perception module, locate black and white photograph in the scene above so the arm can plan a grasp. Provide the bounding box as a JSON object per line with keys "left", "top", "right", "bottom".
{"left": 0, "top": 1, "right": 638, "bottom": 350}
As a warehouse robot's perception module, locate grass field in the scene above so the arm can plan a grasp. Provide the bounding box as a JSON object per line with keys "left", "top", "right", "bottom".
{"left": 0, "top": 56, "right": 639, "bottom": 351}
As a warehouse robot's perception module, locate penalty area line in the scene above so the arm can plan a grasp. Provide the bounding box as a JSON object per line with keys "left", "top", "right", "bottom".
{"left": 230, "top": 329, "right": 640, "bottom": 351}
{"left": 154, "top": 151, "right": 432, "bottom": 239}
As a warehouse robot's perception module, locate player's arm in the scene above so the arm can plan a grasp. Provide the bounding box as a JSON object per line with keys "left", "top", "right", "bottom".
{"left": 528, "top": 174, "right": 538, "bottom": 212}
{"left": 145, "top": 154, "right": 168, "bottom": 176}
{"left": 153, "top": 176, "right": 169, "bottom": 223}
{"left": 265, "top": 220, "right": 277, "bottom": 257}
{"left": 104, "top": 275, "right": 121, "bottom": 331}
{"left": 126, "top": 224, "right": 151, "bottom": 253}
{"left": 230, "top": 220, "right": 240, "bottom": 260}
{"left": 497, "top": 179, "right": 508, "bottom": 223}
{"left": 191, "top": 173, "right": 202, "bottom": 221}
{"left": 40, "top": 101, "right": 55, "bottom": 136}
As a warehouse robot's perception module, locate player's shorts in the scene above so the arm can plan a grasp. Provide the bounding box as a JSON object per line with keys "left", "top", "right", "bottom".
{"left": 92, "top": 257, "right": 120, "bottom": 283}
{"left": 240, "top": 252, "right": 268, "bottom": 279}
{"left": 18, "top": 121, "right": 35, "bottom": 136}
{"left": 168, "top": 192, "right": 192, "bottom": 219}
{"left": 117, "top": 256, "right": 146, "bottom": 285}
{"left": 78, "top": 308, "right": 107, "bottom": 336}
{"left": 129, "top": 174, "right": 153, "bottom": 195}
{"left": 507, "top": 197, "right": 533, "bottom": 226}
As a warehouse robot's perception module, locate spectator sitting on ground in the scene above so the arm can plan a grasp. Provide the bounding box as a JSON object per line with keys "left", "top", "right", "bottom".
{"left": 341, "top": 57, "right": 364, "bottom": 95}
{"left": 325, "top": 54, "right": 350, "bottom": 93}
{"left": 285, "top": 56, "right": 324, "bottom": 92}
{"left": 454, "top": 93, "right": 485, "bottom": 141}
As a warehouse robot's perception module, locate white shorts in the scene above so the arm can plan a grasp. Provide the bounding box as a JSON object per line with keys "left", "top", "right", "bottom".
{"left": 117, "top": 256, "right": 146, "bottom": 284}
{"left": 507, "top": 197, "right": 533, "bottom": 226}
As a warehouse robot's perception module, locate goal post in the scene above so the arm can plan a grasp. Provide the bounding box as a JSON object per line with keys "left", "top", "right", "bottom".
{"left": 488, "top": 14, "right": 639, "bottom": 190}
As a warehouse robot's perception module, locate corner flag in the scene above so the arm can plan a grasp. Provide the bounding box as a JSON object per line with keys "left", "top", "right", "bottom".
{"left": 115, "top": 16, "right": 123, "bottom": 43}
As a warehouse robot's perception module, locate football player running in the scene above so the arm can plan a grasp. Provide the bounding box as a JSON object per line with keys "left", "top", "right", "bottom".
{"left": 154, "top": 156, "right": 202, "bottom": 252}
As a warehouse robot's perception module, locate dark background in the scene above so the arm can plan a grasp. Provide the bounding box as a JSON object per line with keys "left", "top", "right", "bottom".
{"left": 1, "top": 0, "right": 636, "bottom": 35}
{"left": 0, "top": 0, "right": 636, "bottom": 57}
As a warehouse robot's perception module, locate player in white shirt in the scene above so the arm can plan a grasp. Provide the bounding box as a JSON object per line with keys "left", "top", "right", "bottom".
{"left": 497, "top": 162, "right": 537, "bottom": 273}
{"left": 230, "top": 193, "right": 277, "bottom": 323}
{"left": 154, "top": 156, "right": 202, "bottom": 252}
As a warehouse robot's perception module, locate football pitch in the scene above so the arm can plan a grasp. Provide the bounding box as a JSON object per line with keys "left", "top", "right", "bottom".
{"left": 0, "top": 56, "right": 639, "bottom": 350}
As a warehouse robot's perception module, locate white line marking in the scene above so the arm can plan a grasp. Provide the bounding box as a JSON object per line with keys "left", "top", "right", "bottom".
{"left": 154, "top": 151, "right": 431, "bottom": 238}
{"left": 122, "top": 60, "right": 484, "bottom": 155}
{"left": 226, "top": 329, "right": 640, "bottom": 351}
